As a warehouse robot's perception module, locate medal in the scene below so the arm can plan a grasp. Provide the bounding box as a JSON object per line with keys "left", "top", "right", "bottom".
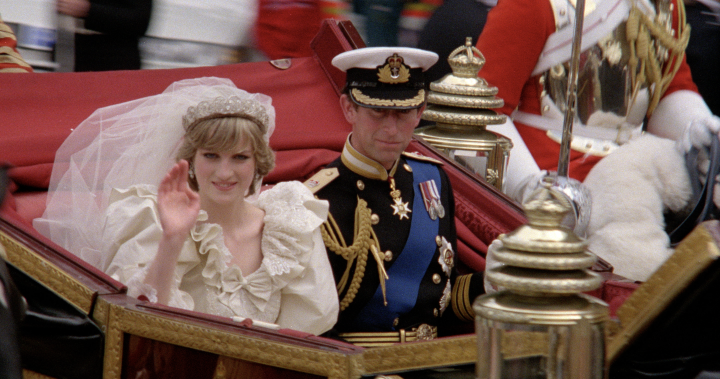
{"left": 389, "top": 177, "right": 411, "bottom": 220}
{"left": 419, "top": 179, "right": 444, "bottom": 220}
{"left": 436, "top": 202, "right": 446, "bottom": 219}
{"left": 428, "top": 205, "right": 438, "bottom": 220}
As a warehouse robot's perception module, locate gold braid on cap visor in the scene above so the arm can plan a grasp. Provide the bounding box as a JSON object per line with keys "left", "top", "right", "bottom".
{"left": 351, "top": 88, "right": 425, "bottom": 108}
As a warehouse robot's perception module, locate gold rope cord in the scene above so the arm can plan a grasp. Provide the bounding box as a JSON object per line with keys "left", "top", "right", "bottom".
{"left": 321, "top": 197, "right": 383, "bottom": 311}
{"left": 626, "top": 0, "right": 690, "bottom": 116}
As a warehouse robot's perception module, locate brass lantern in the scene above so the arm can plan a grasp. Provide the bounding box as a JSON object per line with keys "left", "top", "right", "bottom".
{"left": 415, "top": 37, "right": 511, "bottom": 191}
{"left": 474, "top": 180, "right": 608, "bottom": 379}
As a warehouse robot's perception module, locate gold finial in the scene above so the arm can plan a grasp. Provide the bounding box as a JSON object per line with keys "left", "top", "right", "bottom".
{"left": 500, "top": 181, "right": 587, "bottom": 254}
{"left": 447, "top": 37, "right": 486, "bottom": 78}
{"left": 423, "top": 37, "right": 505, "bottom": 116}
{"left": 487, "top": 182, "right": 601, "bottom": 295}
{"left": 415, "top": 37, "right": 511, "bottom": 192}
{"left": 522, "top": 176, "right": 573, "bottom": 229}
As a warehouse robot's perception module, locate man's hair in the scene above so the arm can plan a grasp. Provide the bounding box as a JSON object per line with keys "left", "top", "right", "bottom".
{"left": 176, "top": 116, "right": 275, "bottom": 195}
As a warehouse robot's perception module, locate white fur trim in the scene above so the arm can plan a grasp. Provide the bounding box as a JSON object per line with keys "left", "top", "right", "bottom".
{"left": 584, "top": 134, "right": 691, "bottom": 281}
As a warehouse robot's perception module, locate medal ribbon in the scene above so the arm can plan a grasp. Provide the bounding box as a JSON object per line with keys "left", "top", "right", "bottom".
{"left": 419, "top": 179, "right": 440, "bottom": 215}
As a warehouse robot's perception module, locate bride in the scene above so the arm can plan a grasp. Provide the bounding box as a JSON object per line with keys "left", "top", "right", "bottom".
{"left": 34, "top": 77, "right": 339, "bottom": 335}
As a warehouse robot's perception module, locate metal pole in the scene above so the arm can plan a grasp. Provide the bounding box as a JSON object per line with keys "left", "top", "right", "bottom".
{"left": 556, "top": 0, "right": 586, "bottom": 178}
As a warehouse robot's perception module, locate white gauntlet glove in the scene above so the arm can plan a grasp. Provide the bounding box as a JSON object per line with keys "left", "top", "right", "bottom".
{"left": 677, "top": 115, "right": 720, "bottom": 154}
{"left": 678, "top": 115, "right": 720, "bottom": 210}
{"left": 648, "top": 90, "right": 720, "bottom": 211}
{"left": 484, "top": 239, "right": 504, "bottom": 294}
{"left": 648, "top": 90, "right": 719, "bottom": 152}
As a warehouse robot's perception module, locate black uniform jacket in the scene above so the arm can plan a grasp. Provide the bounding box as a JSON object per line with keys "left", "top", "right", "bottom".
{"left": 312, "top": 140, "right": 483, "bottom": 336}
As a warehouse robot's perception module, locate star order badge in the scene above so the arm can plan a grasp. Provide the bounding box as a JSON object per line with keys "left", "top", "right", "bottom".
{"left": 391, "top": 197, "right": 412, "bottom": 220}
{"left": 389, "top": 177, "right": 411, "bottom": 220}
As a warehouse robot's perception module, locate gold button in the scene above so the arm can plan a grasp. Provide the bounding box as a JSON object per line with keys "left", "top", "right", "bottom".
{"left": 356, "top": 180, "right": 365, "bottom": 190}
{"left": 435, "top": 235, "right": 442, "bottom": 246}
{"left": 432, "top": 273, "right": 441, "bottom": 284}
{"left": 434, "top": 308, "right": 439, "bottom": 317}
{"left": 384, "top": 250, "right": 393, "bottom": 261}
{"left": 543, "top": 105, "right": 550, "bottom": 112}
{"left": 403, "top": 163, "right": 412, "bottom": 172}
{"left": 393, "top": 318, "right": 399, "bottom": 327}
{"left": 371, "top": 214, "right": 380, "bottom": 225}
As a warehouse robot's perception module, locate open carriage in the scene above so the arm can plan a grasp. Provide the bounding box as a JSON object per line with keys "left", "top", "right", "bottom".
{"left": 1, "top": 20, "right": 713, "bottom": 379}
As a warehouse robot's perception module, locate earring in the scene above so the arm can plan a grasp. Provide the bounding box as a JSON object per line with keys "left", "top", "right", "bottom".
{"left": 189, "top": 163, "right": 195, "bottom": 180}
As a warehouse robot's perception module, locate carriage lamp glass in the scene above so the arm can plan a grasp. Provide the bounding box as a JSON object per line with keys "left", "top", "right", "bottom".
{"left": 474, "top": 182, "right": 608, "bottom": 379}
{"left": 415, "top": 38, "right": 511, "bottom": 192}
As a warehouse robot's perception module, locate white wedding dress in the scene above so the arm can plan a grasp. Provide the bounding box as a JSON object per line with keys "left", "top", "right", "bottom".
{"left": 103, "top": 181, "right": 337, "bottom": 335}
{"left": 33, "top": 77, "right": 339, "bottom": 335}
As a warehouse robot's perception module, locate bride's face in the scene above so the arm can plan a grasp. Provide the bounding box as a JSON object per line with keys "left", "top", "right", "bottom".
{"left": 193, "top": 140, "right": 256, "bottom": 205}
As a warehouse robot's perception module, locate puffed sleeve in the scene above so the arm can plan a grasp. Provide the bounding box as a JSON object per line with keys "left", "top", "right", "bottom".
{"left": 255, "top": 181, "right": 339, "bottom": 335}
{"left": 101, "top": 185, "right": 201, "bottom": 310}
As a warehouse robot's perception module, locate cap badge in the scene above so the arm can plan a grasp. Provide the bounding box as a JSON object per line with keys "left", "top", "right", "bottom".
{"left": 377, "top": 53, "right": 410, "bottom": 84}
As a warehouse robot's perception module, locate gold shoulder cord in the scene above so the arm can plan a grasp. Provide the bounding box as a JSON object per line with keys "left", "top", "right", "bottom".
{"left": 627, "top": 0, "right": 690, "bottom": 115}
{"left": 321, "top": 197, "right": 388, "bottom": 310}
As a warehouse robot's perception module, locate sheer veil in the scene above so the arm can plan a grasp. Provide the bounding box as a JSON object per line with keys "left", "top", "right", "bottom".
{"left": 33, "top": 77, "right": 276, "bottom": 269}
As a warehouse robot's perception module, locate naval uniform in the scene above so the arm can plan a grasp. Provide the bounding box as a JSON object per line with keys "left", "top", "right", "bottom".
{"left": 309, "top": 138, "right": 483, "bottom": 345}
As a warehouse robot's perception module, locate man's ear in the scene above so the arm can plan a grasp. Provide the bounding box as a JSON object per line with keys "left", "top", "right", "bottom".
{"left": 339, "top": 94, "right": 357, "bottom": 125}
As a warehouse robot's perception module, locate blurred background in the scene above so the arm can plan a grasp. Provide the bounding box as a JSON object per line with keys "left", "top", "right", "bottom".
{"left": 0, "top": 0, "right": 442, "bottom": 72}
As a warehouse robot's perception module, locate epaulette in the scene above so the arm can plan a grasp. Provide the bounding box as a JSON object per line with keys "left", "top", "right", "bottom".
{"left": 402, "top": 151, "right": 443, "bottom": 165}
{"left": 303, "top": 168, "right": 339, "bottom": 194}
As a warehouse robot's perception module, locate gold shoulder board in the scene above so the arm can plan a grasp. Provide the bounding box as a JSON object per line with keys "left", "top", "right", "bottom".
{"left": 402, "top": 151, "right": 443, "bottom": 165}
{"left": 304, "top": 168, "right": 339, "bottom": 194}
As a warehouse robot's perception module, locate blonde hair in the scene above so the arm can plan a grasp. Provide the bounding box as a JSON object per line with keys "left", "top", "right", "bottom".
{"left": 176, "top": 116, "right": 275, "bottom": 195}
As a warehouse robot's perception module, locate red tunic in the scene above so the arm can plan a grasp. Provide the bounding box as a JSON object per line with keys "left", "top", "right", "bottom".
{"left": 476, "top": 0, "right": 697, "bottom": 181}
{"left": 0, "top": 18, "right": 32, "bottom": 73}
{"left": 255, "top": 0, "right": 323, "bottom": 60}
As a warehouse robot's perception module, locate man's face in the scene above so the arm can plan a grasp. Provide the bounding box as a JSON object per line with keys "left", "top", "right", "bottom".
{"left": 340, "top": 94, "right": 424, "bottom": 170}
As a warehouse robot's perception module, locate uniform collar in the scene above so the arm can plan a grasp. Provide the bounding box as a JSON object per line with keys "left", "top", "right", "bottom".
{"left": 341, "top": 134, "right": 399, "bottom": 181}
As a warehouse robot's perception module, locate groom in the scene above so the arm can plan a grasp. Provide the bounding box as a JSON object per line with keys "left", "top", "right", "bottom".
{"left": 307, "top": 46, "right": 485, "bottom": 346}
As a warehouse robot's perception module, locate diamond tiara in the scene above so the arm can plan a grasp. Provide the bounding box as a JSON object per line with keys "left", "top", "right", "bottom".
{"left": 182, "top": 96, "right": 270, "bottom": 132}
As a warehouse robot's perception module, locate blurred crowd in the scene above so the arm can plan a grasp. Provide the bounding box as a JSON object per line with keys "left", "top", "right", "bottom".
{"left": 1, "top": 0, "right": 717, "bottom": 110}
{"left": 1, "top": 0, "right": 443, "bottom": 72}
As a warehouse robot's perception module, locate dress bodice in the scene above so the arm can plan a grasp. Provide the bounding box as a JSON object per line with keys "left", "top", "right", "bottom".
{"left": 102, "top": 181, "right": 338, "bottom": 334}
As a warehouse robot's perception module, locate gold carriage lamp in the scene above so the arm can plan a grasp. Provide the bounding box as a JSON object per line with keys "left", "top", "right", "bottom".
{"left": 415, "top": 37, "right": 511, "bottom": 191}
{"left": 474, "top": 179, "right": 608, "bottom": 379}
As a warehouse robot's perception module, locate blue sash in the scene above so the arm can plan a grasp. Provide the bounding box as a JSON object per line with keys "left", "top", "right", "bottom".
{"left": 352, "top": 159, "right": 441, "bottom": 331}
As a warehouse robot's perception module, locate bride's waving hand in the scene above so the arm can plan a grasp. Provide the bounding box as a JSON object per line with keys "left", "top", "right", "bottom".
{"left": 157, "top": 160, "right": 201, "bottom": 240}
{"left": 145, "top": 160, "right": 201, "bottom": 304}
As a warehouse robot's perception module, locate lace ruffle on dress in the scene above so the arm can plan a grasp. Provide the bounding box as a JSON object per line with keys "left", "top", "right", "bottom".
{"left": 101, "top": 181, "right": 338, "bottom": 335}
